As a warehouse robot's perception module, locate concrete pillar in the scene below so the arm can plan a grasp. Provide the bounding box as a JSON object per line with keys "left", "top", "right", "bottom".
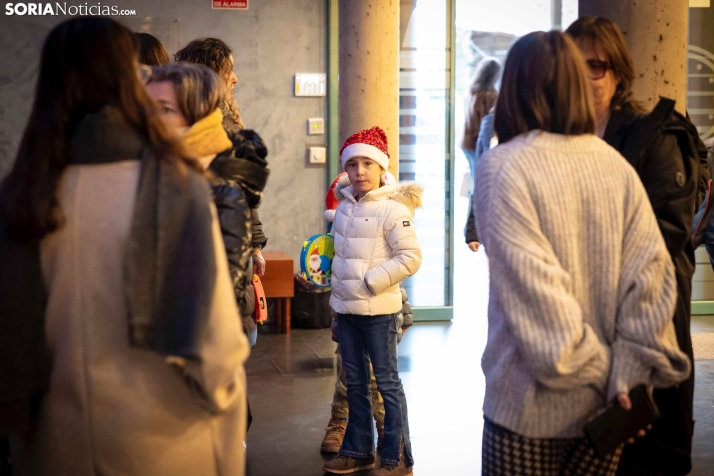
{"left": 578, "top": 0, "right": 689, "bottom": 114}
{"left": 339, "top": 0, "right": 399, "bottom": 177}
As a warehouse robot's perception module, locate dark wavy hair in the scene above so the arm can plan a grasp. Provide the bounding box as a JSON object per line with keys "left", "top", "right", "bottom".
{"left": 136, "top": 32, "right": 170, "bottom": 66}
{"left": 174, "top": 37, "right": 244, "bottom": 129}
{"left": 495, "top": 31, "right": 595, "bottom": 144}
{"left": 0, "top": 17, "right": 186, "bottom": 242}
{"left": 566, "top": 16, "right": 642, "bottom": 112}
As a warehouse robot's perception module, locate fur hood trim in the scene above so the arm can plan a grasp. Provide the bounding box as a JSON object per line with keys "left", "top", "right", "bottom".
{"left": 391, "top": 182, "right": 424, "bottom": 213}
{"left": 334, "top": 175, "right": 423, "bottom": 214}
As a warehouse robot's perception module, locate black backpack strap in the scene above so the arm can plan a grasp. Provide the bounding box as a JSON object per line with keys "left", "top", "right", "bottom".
{"left": 650, "top": 97, "right": 677, "bottom": 122}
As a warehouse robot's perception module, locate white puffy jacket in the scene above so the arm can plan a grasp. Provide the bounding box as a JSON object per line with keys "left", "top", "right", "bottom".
{"left": 329, "top": 178, "right": 423, "bottom": 315}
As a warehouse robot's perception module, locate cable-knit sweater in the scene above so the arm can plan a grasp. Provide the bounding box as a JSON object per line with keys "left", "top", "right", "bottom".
{"left": 474, "top": 130, "right": 691, "bottom": 438}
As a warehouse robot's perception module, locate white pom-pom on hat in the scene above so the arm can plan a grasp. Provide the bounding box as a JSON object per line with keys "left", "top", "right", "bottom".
{"left": 324, "top": 209, "right": 337, "bottom": 223}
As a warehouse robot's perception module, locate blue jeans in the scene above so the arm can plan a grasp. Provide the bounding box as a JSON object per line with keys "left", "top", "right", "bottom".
{"left": 336, "top": 313, "right": 413, "bottom": 467}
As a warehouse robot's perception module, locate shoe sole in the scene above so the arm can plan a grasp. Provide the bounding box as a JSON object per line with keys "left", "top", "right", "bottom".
{"left": 320, "top": 445, "right": 341, "bottom": 453}
{"left": 323, "top": 463, "right": 376, "bottom": 474}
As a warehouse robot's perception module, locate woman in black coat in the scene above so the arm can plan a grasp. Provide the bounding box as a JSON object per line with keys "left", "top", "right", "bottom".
{"left": 146, "top": 63, "right": 269, "bottom": 349}
{"left": 567, "top": 17, "right": 708, "bottom": 476}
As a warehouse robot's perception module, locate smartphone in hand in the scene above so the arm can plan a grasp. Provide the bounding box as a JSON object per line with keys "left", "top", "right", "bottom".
{"left": 584, "top": 384, "right": 660, "bottom": 458}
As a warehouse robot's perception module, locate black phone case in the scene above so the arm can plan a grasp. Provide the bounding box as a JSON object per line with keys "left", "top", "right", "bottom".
{"left": 584, "top": 384, "right": 660, "bottom": 458}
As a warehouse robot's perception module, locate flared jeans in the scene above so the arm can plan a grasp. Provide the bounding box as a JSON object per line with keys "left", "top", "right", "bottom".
{"left": 336, "top": 313, "right": 413, "bottom": 467}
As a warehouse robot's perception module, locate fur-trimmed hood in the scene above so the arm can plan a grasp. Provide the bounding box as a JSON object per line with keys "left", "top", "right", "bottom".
{"left": 333, "top": 174, "right": 423, "bottom": 215}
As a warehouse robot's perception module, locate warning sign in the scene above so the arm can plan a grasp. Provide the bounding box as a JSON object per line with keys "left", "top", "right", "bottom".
{"left": 212, "top": 0, "right": 248, "bottom": 9}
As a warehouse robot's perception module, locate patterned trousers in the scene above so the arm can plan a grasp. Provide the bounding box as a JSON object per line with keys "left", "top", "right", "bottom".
{"left": 482, "top": 418, "right": 623, "bottom": 476}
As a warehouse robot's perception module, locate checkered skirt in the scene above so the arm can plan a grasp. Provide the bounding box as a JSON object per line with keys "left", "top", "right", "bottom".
{"left": 482, "top": 418, "right": 622, "bottom": 476}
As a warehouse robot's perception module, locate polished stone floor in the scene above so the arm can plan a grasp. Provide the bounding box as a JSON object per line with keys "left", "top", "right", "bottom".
{"left": 245, "top": 234, "right": 714, "bottom": 475}
{"left": 245, "top": 326, "right": 714, "bottom": 476}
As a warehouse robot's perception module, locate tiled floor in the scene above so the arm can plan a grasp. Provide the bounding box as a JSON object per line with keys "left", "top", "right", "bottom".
{"left": 245, "top": 324, "right": 714, "bottom": 475}
{"left": 245, "top": 233, "right": 714, "bottom": 475}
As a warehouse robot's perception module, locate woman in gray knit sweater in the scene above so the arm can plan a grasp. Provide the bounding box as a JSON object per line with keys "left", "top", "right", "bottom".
{"left": 474, "top": 31, "right": 691, "bottom": 475}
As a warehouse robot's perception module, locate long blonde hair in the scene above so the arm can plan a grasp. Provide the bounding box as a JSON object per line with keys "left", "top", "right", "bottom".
{"left": 223, "top": 95, "right": 245, "bottom": 130}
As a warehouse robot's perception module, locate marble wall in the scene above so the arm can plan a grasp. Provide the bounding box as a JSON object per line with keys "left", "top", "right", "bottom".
{"left": 0, "top": 0, "right": 329, "bottom": 269}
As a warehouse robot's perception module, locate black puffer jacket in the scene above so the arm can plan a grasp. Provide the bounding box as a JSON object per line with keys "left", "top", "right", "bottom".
{"left": 209, "top": 130, "right": 270, "bottom": 348}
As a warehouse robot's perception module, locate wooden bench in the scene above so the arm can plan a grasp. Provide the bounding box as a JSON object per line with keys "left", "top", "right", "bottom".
{"left": 261, "top": 251, "right": 294, "bottom": 333}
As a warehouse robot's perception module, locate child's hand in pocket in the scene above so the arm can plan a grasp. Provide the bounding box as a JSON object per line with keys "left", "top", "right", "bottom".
{"left": 364, "top": 278, "right": 376, "bottom": 295}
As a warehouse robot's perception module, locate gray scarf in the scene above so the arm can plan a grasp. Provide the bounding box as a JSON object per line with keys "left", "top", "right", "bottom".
{"left": 1, "top": 106, "right": 218, "bottom": 434}
{"left": 125, "top": 153, "right": 217, "bottom": 357}
{"left": 70, "top": 106, "right": 218, "bottom": 358}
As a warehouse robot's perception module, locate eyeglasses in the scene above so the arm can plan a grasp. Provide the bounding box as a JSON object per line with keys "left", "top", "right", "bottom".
{"left": 587, "top": 60, "right": 611, "bottom": 80}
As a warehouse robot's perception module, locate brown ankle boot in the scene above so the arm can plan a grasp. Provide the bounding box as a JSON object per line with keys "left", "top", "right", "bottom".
{"left": 321, "top": 417, "right": 347, "bottom": 453}
{"left": 369, "top": 450, "right": 412, "bottom": 476}
{"left": 376, "top": 420, "right": 385, "bottom": 449}
{"left": 323, "top": 455, "right": 376, "bottom": 474}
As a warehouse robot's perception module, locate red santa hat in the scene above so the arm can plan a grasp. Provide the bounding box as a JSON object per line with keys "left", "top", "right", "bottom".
{"left": 324, "top": 172, "right": 346, "bottom": 222}
{"left": 311, "top": 247, "right": 320, "bottom": 257}
{"left": 340, "top": 126, "right": 390, "bottom": 171}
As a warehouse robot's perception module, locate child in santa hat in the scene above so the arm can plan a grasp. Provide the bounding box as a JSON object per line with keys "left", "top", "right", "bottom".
{"left": 320, "top": 173, "right": 414, "bottom": 458}
{"left": 322, "top": 127, "right": 421, "bottom": 476}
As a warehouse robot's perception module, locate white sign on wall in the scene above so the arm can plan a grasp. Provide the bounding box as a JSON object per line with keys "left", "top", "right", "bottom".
{"left": 213, "top": 0, "right": 248, "bottom": 10}
{"left": 690, "top": 0, "right": 710, "bottom": 7}
{"left": 294, "top": 74, "right": 327, "bottom": 97}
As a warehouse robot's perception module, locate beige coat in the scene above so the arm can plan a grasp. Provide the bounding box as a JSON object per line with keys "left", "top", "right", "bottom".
{"left": 23, "top": 161, "right": 249, "bottom": 475}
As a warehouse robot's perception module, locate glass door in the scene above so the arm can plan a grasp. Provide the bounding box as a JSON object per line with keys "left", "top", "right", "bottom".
{"left": 399, "top": 0, "right": 455, "bottom": 319}
{"left": 366, "top": 1, "right": 573, "bottom": 319}
{"left": 451, "top": 1, "right": 570, "bottom": 321}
